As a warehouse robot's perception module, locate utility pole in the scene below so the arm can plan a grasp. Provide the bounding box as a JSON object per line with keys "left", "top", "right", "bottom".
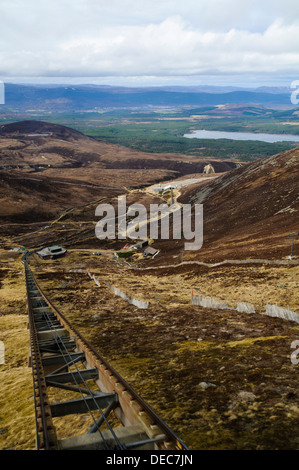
{"left": 288, "top": 231, "right": 299, "bottom": 258}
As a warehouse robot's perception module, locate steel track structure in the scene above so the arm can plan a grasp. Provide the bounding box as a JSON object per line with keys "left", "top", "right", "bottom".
{"left": 24, "top": 256, "right": 189, "bottom": 451}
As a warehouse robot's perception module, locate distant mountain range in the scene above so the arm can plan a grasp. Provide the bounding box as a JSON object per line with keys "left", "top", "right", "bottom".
{"left": 0, "top": 83, "right": 293, "bottom": 111}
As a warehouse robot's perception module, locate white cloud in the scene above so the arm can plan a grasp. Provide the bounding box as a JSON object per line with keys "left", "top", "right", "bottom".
{"left": 0, "top": 1, "right": 299, "bottom": 82}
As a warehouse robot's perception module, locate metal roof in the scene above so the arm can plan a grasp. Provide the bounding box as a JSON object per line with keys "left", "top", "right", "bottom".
{"left": 143, "top": 246, "right": 158, "bottom": 256}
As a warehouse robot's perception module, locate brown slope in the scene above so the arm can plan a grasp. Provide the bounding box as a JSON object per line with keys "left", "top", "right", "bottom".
{"left": 0, "top": 120, "right": 88, "bottom": 141}
{"left": 0, "top": 120, "right": 235, "bottom": 238}
{"left": 0, "top": 119, "right": 238, "bottom": 231}
{"left": 0, "top": 120, "right": 116, "bottom": 170}
{"left": 0, "top": 170, "right": 124, "bottom": 225}
{"left": 178, "top": 148, "right": 299, "bottom": 261}
{"left": 0, "top": 120, "right": 237, "bottom": 179}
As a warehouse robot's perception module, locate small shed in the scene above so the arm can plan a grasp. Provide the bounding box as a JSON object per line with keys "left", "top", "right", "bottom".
{"left": 37, "top": 245, "right": 67, "bottom": 260}
{"left": 133, "top": 240, "right": 149, "bottom": 250}
{"left": 143, "top": 246, "right": 159, "bottom": 258}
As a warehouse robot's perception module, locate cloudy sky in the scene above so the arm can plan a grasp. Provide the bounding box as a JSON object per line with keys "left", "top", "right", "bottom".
{"left": 1, "top": 0, "right": 299, "bottom": 87}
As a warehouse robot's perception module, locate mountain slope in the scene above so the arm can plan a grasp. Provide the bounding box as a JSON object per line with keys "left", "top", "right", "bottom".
{"left": 0, "top": 120, "right": 237, "bottom": 227}
{"left": 0, "top": 120, "right": 237, "bottom": 175}
{"left": 179, "top": 148, "right": 299, "bottom": 261}
{"left": 0, "top": 170, "right": 124, "bottom": 224}
{"left": 0, "top": 119, "right": 88, "bottom": 140}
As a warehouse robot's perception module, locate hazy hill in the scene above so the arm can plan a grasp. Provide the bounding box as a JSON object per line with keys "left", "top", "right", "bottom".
{"left": 1, "top": 83, "right": 292, "bottom": 111}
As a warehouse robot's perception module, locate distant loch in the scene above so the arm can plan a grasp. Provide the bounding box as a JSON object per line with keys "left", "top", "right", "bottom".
{"left": 183, "top": 129, "right": 299, "bottom": 143}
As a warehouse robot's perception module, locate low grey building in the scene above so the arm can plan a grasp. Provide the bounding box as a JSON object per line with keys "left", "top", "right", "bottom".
{"left": 36, "top": 245, "right": 67, "bottom": 260}
{"left": 132, "top": 240, "right": 149, "bottom": 250}
{"left": 142, "top": 246, "right": 159, "bottom": 258}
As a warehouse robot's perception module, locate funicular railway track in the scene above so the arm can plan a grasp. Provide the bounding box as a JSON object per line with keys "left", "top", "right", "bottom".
{"left": 23, "top": 253, "right": 189, "bottom": 451}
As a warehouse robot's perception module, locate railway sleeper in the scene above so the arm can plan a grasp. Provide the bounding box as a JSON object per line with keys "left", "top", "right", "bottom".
{"left": 42, "top": 352, "right": 85, "bottom": 367}
{"left": 45, "top": 367, "right": 98, "bottom": 385}
{"left": 35, "top": 318, "right": 61, "bottom": 328}
{"left": 50, "top": 393, "right": 116, "bottom": 417}
{"left": 41, "top": 352, "right": 86, "bottom": 375}
{"left": 37, "top": 327, "right": 69, "bottom": 341}
{"left": 39, "top": 338, "right": 76, "bottom": 353}
{"left": 31, "top": 296, "right": 47, "bottom": 301}
{"left": 57, "top": 424, "right": 165, "bottom": 450}
{"left": 32, "top": 306, "right": 52, "bottom": 313}
{"left": 45, "top": 380, "right": 102, "bottom": 396}
{"left": 27, "top": 316, "right": 60, "bottom": 331}
{"left": 33, "top": 313, "right": 58, "bottom": 322}
{"left": 45, "top": 352, "right": 87, "bottom": 375}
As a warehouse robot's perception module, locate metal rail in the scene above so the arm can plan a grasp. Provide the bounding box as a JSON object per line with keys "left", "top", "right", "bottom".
{"left": 24, "top": 255, "right": 189, "bottom": 451}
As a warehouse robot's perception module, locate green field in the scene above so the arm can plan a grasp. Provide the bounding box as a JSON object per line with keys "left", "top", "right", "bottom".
{"left": 1, "top": 105, "right": 299, "bottom": 162}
